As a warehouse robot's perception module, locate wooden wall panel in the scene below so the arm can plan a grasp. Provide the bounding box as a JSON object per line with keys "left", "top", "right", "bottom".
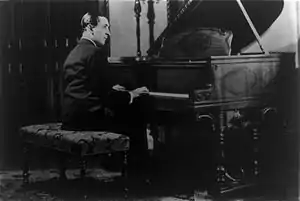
{"left": 18, "top": 1, "right": 50, "bottom": 126}
{"left": 1, "top": 1, "right": 20, "bottom": 168}
{"left": 0, "top": 3, "right": 12, "bottom": 163}
{"left": 1, "top": 0, "right": 101, "bottom": 169}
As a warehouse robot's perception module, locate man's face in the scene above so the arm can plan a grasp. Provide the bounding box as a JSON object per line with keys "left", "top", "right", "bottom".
{"left": 92, "top": 16, "right": 110, "bottom": 46}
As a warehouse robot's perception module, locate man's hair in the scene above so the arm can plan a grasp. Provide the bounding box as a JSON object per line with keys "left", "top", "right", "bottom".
{"left": 80, "top": 11, "right": 103, "bottom": 31}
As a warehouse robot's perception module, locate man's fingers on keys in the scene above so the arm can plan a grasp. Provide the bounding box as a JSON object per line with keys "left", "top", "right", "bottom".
{"left": 112, "top": 84, "right": 126, "bottom": 91}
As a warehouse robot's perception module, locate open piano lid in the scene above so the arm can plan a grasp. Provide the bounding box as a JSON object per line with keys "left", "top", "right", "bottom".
{"left": 147, "top": 0, "right": 284, "bottom": 56}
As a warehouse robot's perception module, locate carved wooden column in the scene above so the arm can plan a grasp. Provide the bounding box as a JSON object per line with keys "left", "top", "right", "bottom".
{"left": 134, "top": 0, "right": 142, "bottom": 57}
{"left": 147, "top": 0, "right": 155, "bottom": 47}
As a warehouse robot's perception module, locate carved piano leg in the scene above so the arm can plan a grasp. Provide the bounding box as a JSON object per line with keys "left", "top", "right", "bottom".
{"left": 260, "top": 107, "right": 282, "bottom": 189}
{"left": 196, "top": 113, "right": 216, "bottom": 188}
{"left": 253, "top": 127, "right": 259, "bottom": 177}
{"left": 224, "top": 110, "right": 247, "bottom": 183}
{"left": 214, "top": 109, "right": 247, "bottom": 196}
{"left": 122, "top": 151, "right": 129, "bottom": 199}
{"left": 216, "top": 111, "right": 226, "bottom": 193}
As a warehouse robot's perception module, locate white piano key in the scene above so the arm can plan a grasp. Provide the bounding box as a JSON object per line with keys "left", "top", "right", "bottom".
{"left": 149, "top": 92, "right": 189, "bottom": 99}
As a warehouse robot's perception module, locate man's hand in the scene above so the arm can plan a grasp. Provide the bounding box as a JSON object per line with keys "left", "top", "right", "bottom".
{"left": 112, "top": 84, "right": 126, "bottom": 91}
{"left": 130, "top": 86, "right": 149, "bottom": 99}
{"left": 112, "top": 85, "right": 149, "bottom": 104}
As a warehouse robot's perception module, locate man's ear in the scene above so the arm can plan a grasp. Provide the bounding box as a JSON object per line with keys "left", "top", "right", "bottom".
{"left": 87, "top": 24, "right": 94, "bottom": 35}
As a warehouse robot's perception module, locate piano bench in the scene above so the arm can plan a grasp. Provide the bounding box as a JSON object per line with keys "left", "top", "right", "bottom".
{"left": 19, "top": 123, "right": 130, "bottom": 195}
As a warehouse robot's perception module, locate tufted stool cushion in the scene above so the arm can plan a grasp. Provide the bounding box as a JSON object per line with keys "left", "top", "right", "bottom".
{"left": 20, "top": 123, "right": 130, "bottom": 156}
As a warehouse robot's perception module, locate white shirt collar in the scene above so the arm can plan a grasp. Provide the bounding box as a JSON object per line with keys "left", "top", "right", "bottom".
{"left": 81, "top": 37, "right": 98, "bottom": 47}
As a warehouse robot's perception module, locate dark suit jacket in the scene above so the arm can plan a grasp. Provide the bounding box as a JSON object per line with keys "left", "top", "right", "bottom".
{"left": 62, "top": 39, "right": 131, "bottom": 130}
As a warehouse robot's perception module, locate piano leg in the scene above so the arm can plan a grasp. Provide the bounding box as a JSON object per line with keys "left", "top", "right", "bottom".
{"left": 253, "top": 126, "right": 259, "bottom": 177}
{"left": 213, "top": 109, "right": 255, "bottom": 196}
{"left": 216, "top": 110, "right": 227, "bottom": 193}
{"left": 195, "top": 111, "right": 228, "bottom": 196}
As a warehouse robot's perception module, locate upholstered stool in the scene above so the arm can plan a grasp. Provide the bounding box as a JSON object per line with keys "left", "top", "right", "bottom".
{"left": 20, "top": 123, "right": 130, "bottom": 194}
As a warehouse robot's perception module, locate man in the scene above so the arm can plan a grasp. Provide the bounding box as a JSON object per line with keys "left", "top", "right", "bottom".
{"left": 62, "top": 12, "right": 153, "bottom": 173}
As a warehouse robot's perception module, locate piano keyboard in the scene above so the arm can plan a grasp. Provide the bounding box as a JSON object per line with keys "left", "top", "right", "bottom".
{"left": 149, "top": 92, "right": 189, "bottom": 99}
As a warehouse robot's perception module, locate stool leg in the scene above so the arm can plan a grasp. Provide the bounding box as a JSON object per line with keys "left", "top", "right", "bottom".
{"left": 58, "top": 152, "right": 67, "bottom": 180}
{"left": 79, "top": 157, "right": 87, "bottom": 178}
{"left": 79, "top": 157, "right": 88, "bottom": 200}
{"left": 122, "top": 151, "right": 129, "bottom": 198}
{"left": 22, "top": 143, "right": 30, "bottom": 184}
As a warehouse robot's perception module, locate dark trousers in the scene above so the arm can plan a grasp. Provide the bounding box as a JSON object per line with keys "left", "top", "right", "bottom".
{"left": 109, "top": 95, "right": 155, "bottom": 174}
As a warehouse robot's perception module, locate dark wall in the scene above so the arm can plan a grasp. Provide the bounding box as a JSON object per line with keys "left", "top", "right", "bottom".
{"left": 0, "top": 0, "right": 108, "bottom": 169}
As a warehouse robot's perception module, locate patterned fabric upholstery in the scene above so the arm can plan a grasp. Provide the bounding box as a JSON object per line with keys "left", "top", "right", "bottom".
{"left": 20, "top": 123, "right": 130, "bottom": 156}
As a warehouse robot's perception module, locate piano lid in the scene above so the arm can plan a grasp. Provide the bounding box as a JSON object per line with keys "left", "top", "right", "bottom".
{"left": 147, "top": 0, "right": 284, "bottom": 56}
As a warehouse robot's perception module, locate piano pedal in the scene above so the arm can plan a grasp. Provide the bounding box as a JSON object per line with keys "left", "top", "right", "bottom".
{"left": 224, "top": 167, "right": 245, "bottom": 183}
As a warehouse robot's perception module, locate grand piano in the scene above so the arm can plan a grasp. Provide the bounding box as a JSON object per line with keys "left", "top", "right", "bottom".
{"left": 106, "top": 0, "right": 295, "bottom": 196}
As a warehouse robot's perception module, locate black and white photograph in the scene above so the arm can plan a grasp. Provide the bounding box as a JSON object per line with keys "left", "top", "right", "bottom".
{"left": 0, "top": 0, "right": 299, "bottom": 200}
